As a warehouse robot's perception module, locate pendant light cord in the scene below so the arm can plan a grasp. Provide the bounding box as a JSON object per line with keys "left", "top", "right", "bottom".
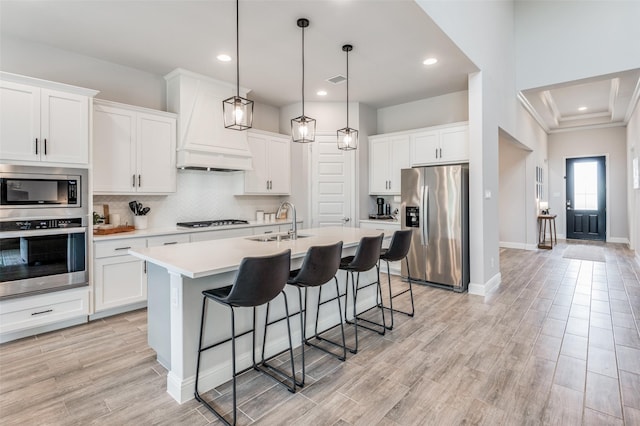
{"left": 235, "top": 0, "right": 240, "bottom": 98}
{"left": 346, "top": 47, "right": 349, "bottom": 128}
{"left": 301, "top": 23, "right": 305, "bottom": 117}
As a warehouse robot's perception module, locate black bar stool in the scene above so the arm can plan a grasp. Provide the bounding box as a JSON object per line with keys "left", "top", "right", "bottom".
{"left": 194, "top": 249, "right": 294, "bottom": 426}
{"left": 379, "top": 229, "right": 414, "bottom": 329}
{"left": 286, "top": 241, "right": 345, "bottom": 387}
{"left": 340, "top": 234, "right": 384, "bottom": 354}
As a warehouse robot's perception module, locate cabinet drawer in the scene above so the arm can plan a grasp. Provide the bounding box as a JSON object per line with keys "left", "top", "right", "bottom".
{"left": 0, "top": 288, "right": 89, "bottom": 334}
{"left": 147, "top": 234, "right": 190, "bottom": 247}
{"left": 94, "top": 237, "right": 147, "bottom": 259}
{"left": 190, "top": 227, "right": 253, "bottom": 242}
{"left": 253, "top": 225, "right": 281, "bottom": 235}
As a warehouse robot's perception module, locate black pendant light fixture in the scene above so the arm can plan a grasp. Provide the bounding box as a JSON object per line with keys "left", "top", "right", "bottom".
{"left": 291, "top": 18, "right": 316, "bottom": 143}
{"left": 223, "top": 0, "right": 253, "bottom": 130}
{"left": 337, "top": 44, "right": 358, "bottom": 150}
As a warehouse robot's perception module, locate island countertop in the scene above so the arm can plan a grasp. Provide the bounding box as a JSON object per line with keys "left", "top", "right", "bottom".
{"left": 128, "top": 226, "right": 386, "bottom": 279}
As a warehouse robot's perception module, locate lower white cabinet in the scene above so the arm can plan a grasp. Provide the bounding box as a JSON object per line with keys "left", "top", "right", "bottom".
{"left": 359, "top": 220, "right": 402, "bottom": 275}
{"left": 0, "top": 288, "right": 89, "bottom": 343}
{"left": 190, "top": 227, "right": 254, "bottom": 242}
{"left": 93, "top": 237, "right": 147, "bottom": 314}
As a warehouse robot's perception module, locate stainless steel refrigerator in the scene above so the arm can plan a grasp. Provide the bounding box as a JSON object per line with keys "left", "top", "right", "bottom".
{"left": 401, "top": 165, "right": 469, "bottom": 292}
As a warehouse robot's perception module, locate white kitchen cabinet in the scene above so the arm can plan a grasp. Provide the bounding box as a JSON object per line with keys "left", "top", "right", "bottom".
{"left": 0, "top": 288, "right": 89, "bottom": 343}
{"left": 93, "top": 100, "right": 177, "bottom": 194}
{"left": 243, "top": 130, "right": 291, "bottom": 195}
{"left": 190, "top": 227, "right": 254, "bottom": 242}
{"left": 411, "top": 123, "right": 468, "bottom": 166}
{"left": 93, "top": 237, "right": 147, "bottom": 315}
{"left": 0, "top": 74, "right": 96, "bottom": 166}
{"left": 369, "top": 134, "right": 410, "bottom": 195}
{"left": 359, "top": 220, "right": 402, "bottom": 275}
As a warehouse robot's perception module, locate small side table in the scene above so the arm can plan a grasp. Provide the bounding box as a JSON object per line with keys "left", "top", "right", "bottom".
{"left": 538, "top": 214, "right": 557, "bottom": 249}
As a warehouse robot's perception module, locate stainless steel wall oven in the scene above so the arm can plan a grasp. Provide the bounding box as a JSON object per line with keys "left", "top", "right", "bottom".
{"left": 0, "top": 165, "right": 88, "bottom": 299}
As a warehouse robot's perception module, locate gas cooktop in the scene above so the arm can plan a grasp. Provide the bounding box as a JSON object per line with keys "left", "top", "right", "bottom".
{"left": 176, "top": 219, "right": 249, "bottom": 228}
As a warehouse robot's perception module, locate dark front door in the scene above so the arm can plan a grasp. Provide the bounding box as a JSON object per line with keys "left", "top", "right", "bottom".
{"left": 565, "top": 156, "right": 606, "bottom": 240}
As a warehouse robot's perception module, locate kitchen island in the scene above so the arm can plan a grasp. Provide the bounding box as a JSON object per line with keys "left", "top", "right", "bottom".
{"left": 129, "top": 226, "right": 386, "bottom": 403}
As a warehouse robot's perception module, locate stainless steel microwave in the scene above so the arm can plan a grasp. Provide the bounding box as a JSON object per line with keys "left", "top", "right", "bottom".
{"left": 0, "top": 172, "right": 80, "bottom": 208}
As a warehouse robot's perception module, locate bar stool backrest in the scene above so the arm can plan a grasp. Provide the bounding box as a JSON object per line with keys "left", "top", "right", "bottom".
{"left": 289, "top": 241, "right": 343, "bottom": 287}
{"left": 381, "top": 229, "right": 413, "bottom": 262}
{"left": 225, "top": 249, "right": 291, "bottom": 307}
{"left": 344, "top": 234, "right": 384, "bottom": 272}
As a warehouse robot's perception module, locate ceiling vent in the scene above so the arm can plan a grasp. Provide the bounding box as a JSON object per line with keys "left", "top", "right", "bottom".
{"left": 327, "top": 75, "right": 347, "bottom": 85}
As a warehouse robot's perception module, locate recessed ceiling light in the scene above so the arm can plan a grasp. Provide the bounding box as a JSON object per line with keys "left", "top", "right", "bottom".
{"left": 217, "top": 54, "right": 232, "bottom": 62}
{"left": 423, "top": 57, "right": 438, "bottom": 66}
{"left": 578, "top": 106, "right": 588, "bottom": 111}
{"left": 317, "top": 90, "right": 327, "bottom": 96}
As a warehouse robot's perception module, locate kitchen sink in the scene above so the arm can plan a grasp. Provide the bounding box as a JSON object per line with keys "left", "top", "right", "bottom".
{"left": 246, "top": 233, "right": 311, "bottom": 242}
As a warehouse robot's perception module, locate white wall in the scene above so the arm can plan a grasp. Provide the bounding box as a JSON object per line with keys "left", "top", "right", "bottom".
{"left": 548, "top": 126, "right": 628, "bottom": 242}
{"left": 376, "top": 91, "right": 468, "bottom": 134}
{"left": 417, "top": 1, "right": 516, "bottom": 294}
{"left": 499, "top": 134, "right": 529, "bottom": 249}
{"left": 627, "top": 101, "right": 640, "bottom": 257}
{"left": 93, "top": 170, "right": 285, "bottom": 229}
{"left": 515, "top": 1, "right": 640, "bottom": 91}
{"left": 1, "top": 36, "right": 167, "bottom": 110}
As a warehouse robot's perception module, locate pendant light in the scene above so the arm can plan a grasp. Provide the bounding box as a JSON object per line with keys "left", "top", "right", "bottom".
{"left": 223, "top": 0, "right": 253, "bottom": 130}
{"left": 291, "top": 18, "right": 316, "bottom": 143}
{"left": 337, "top": 44, "right": 358, "bottom": 150}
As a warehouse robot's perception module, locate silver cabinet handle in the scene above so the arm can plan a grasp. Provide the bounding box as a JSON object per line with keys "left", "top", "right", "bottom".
{"left": 138, "top": 174, "right": 141, "bottom": 187}
{"left": 44, "top": 139, "right": 48, "bottom": 155}
{"left": 31, "top": 309, "right": 53, "bottom": 316}
{"left": 439, "top": 148, "right": 442, "bottom": 158}
{"left": 132, "top": 174, "right": 136, "bottom": 187}
{"left": 163, "top": 241, "right": 178, "bottom": 245}
{"left": 115, "top": 246, "right": 132, "bottom": 251}
{"left": 35, "top": 138, "right": 38, "bottom": 155}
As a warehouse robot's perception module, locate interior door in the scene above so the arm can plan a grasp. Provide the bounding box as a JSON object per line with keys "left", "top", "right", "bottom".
{"left": 310, "top": 133, "right": 355, "bottom": 227}
{"left": 566, "top": 156, "right": 606, "bottom": 240}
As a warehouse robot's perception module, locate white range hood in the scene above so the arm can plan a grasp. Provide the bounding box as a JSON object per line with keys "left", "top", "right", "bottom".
{"left": 165, "top": 68, "right": 253, "bottom": 171}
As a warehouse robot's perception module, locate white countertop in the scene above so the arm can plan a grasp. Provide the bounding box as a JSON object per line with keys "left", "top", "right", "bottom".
{"left": 92, "top": 219, "right": 302, "bottom": 241}
{"left": 129, "top": 226, "right": 386, "bottom": 279}
{"left": 359, "top": 219, "right": 400, "bottom": 225}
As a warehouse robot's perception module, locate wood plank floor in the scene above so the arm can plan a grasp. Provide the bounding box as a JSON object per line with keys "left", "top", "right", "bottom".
{"left": 1, "top": 241, "right": 639, "bottom": 425}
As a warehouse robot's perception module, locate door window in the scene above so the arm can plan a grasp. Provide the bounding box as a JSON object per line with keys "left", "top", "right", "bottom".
{"left": 573, "top": 161, "right": 598, "bottom": 210}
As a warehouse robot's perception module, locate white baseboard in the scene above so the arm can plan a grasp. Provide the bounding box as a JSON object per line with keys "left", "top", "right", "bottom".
{"left": 499, "top": 241, "right": 527, "bottom": 250}
{"left": 636, "top": 251, "right": 640, "bottom": 267}
{"left": 607, "top": 237, "right": 630, "bottom": 244}
{"left": 468, "top": 272, "right": 502, "bottom": 296}
{"left": 0, "top": 316, "right": 87, "bottom": 344}
{"left": 525, "top": 243, "right": 538, "bottom": 251}
{"left": 89, "top": 301, "right": 147, "bottom": 320}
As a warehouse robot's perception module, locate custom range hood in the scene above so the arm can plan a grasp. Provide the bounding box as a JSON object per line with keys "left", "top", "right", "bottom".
{"left": 165, "top": 68, "right": 253, "bottom": 171}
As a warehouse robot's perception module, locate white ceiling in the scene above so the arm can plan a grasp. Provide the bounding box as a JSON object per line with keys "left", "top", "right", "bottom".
{"left": 2, "top": 1, "right": 637, "bottom": 133}
{"left": 0, "top": 0, "right": 479, "bottom": 109}
{"left": 520, "top": 68, "right": 640, "bottom": 133}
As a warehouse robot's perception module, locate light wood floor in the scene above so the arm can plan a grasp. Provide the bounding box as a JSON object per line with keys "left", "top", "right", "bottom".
{"left": 1, "top": 241, "right": 639, "bottom": 425}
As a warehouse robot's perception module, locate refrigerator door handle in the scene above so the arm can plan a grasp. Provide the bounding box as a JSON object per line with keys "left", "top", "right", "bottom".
{"left": 421, "top": 184, "right": 428, "bottom": 246}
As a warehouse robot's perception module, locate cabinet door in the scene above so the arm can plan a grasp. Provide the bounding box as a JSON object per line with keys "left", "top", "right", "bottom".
{"left": 389, "top": 135, "right": 410, "bottom": 194}
{"left": 94, "top": 255, "right": 146, "bottom": 312}
{"left": 137, "top": 112, "right": 177, "bottom": 193}
{"left": 440, "top": 125, "right": 469, "bottom": 163}
{"left": 267, "top": 136, "right": 291, "bottom": 194}
{"left": 40, "top": 89, "right": 89, "bottom": 165}
{"left": 369, "top": 138, "right": 390, "bottom": 194}
{"left": 244, "top": 133, "right": 269, "bottom": 193}
{"left": 93, "top": 105, "right": 137, "bottom": 193}
{"left": 411, "top": 131, "right": 439, "bottom": 166}
{"left": 0, "top": 81, "right": 40, "bottom": 162}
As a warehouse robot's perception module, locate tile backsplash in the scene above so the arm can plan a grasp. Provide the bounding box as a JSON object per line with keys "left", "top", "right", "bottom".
{"left": 93, "top": 169, "right": 286, "bottom": 227}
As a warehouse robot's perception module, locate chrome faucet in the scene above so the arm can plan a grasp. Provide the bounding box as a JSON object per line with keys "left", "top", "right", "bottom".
{"left": 277, "top": 201, "right": 297, "bottom": 240}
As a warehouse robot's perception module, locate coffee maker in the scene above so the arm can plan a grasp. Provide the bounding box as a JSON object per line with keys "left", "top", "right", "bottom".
{"left": 377, "top": 197, "right": 385, "bottom": 215}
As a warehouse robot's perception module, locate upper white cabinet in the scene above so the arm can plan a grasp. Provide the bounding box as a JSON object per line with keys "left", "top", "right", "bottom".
{"left": 411, "top": 123, "right": 469, "bottom": 166}
{"left": 93, "top": 100, "right": 177, "bottom": 194}
{"left": 369, "top": 134, "right": 410, "bottom": 195}
{"left": 0, "top": 73, "right": 97, "bottom": 166}
{"left": 165, "top": 68, "right": 252, "bottom": 171}
{"left": 242, "top": 130, "right": 291, "bottom": 195}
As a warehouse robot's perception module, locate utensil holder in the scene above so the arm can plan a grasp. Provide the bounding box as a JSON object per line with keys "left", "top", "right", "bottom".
{"left": 133, "top": 216, "right": 148, "bottom": 230}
